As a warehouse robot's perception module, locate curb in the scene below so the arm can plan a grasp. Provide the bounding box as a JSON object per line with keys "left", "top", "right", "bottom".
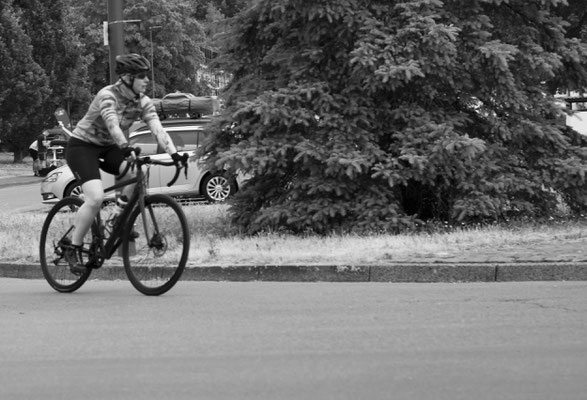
{"left": 0, "top": 176, "right": 43, "bottom": 189}
{"left": 2, "top": 262, "right": 587, "bottom": 282}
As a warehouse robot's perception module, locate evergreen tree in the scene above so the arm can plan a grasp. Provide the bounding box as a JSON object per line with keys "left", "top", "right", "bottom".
{"left": 205, "top": 0, "right": 587, "bottom": 234}
{"left": 0, "top": 1, "right": 50, "bottom": 161}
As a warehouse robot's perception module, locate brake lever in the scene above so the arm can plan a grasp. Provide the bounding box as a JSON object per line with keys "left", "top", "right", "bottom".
{"left": 167, "top": 153, "right": 190, "bottom": 187}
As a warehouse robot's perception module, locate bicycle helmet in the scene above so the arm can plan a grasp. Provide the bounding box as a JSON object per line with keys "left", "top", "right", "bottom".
{"left": 115, "top": 53, "right": 151, "bottom": 75}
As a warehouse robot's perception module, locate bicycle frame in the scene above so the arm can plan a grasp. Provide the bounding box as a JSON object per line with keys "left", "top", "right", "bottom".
{"left": 40, "top": 151, "right": 190, "bottom": 295}
{"left": 89, "top": 156, "right": 175, "bottom": 266}
{"left": 86, "top": 153, "right": 187, "bottom": 266}
{"left": 86, "top": 170, "right": 141, "bottom": 265}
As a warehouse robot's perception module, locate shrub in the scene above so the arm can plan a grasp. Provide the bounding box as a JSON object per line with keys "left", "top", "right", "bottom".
{"left": 204, "top": 0, "right": 587, "bottom": 234}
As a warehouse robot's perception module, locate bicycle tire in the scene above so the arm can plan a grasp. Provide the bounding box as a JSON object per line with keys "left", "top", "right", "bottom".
{"left": 122, "top": 194, "right": 190, "bottom": 295}
{"left": 39, "top": 197, "right": 92, "bottom": 292}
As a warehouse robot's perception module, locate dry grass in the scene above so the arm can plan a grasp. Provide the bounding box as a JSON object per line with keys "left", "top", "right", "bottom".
{"left": 3, "top": 152, "right": 587, "bottom": 266}
{"left": 0, "top": 152, "right": 33, "bottom": 177}
{"left": 186, "top": 211, "right": 587, "bottom": 265}
{"left": 2, "top": 202, "right": 587, "bottom": 265}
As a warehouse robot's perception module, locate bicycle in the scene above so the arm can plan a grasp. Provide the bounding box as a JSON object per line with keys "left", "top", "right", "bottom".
{"left": 39, "top": 151, "right": 190, "bottom": 296}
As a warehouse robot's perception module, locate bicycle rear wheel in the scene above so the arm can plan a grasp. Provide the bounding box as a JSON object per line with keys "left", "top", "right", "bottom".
{"left": 122, "top": 194, "right": 189, "bottom": 295}
{"left": 39, "top": 197, "right": 92, "bottom": 292}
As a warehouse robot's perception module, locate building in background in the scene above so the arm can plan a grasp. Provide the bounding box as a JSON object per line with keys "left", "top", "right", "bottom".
{"left": 559, "top": 92, "right": 587, "bottom": 135}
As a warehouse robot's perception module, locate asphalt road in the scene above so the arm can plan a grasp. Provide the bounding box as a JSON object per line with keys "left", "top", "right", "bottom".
{"left": 1, "top": 279, "right": 586, "bottom": 400}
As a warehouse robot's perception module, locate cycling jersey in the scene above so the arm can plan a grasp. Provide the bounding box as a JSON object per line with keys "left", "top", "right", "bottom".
{"left": 71, "top": 81, "right": 159, "bottom": 147}
{"left": 67, "top": 79, "right": 177, "bottom": 184}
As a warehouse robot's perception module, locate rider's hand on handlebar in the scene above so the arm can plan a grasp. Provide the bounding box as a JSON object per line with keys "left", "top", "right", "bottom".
{"left": 122, "top": 145, "right": 140, "bottom": 160}
{"left": 171, "top": 152, "right": 189, "bottom": 181}
{"left": 171, "top": 152, "right": 188, "bottom": 167}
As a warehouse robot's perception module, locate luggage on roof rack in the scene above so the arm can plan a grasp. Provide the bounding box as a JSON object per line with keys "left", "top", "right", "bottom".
{"left": 152, "top": 93, "right": 220, "bottom": 119}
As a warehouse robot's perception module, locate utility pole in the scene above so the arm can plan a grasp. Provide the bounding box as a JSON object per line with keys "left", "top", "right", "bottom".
{"left": 149, "top": 26, "right": 162, "bottom": 98}
{"left": 107, "top": 0, "right": 124, "bottom": 84}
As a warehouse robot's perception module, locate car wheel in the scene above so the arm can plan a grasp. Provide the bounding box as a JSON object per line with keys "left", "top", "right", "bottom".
{"left": 64, "top": 181, "right": 83, "bottom": 199}
{"left": 201, "top": 173, "right": 235, "bottom": 203}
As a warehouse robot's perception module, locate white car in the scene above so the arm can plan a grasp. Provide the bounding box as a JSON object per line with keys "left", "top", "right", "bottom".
{"left": 41, "top": 118, "right": 239, "bottom": 203}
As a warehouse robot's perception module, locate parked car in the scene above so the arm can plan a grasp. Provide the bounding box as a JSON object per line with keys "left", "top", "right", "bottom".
{"left": 40, "top": 117, "right": 239, "bottom": 203}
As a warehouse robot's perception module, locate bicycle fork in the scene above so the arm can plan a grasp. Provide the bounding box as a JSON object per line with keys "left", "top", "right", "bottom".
{"left": 138, "top": 196, "right": 166, "bottom": 255}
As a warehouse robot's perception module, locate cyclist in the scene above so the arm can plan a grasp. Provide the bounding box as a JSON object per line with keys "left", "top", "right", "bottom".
{"left": 64, "top": 53, "right": 183, "bottom": 274}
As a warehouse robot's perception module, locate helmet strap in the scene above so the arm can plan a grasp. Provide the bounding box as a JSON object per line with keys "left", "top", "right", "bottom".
{"left": 120, "top": 75, "right": 140, "bottom": 98}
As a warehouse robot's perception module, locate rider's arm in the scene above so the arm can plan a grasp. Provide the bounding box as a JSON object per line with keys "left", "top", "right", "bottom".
{"left": 146, "top": 118, "right": 177, "bottom": 155}
{"left": 100, "top": 94, "right": 130, "bottom": 148}
{"left": 140, "top": 98, "right": 177, "bottom": 155}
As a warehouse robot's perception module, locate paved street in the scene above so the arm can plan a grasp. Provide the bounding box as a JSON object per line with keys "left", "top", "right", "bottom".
{"left": 1, "top": 279, "right": 586, "bottom": 400}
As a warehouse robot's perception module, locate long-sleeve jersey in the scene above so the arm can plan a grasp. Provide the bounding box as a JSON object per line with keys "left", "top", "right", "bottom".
{"left": 71, "top": 81, "right": 176, "bottom": 154}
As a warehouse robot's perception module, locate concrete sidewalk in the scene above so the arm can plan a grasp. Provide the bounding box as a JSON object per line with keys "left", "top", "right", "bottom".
{"left": 2, "top": 261, "right": 587, "bottom": 282}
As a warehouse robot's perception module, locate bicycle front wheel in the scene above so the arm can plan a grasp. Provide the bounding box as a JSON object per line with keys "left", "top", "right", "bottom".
{"left": 39, "top": 197, "right": 92, "bottom": 292}
{"left": 122, "top": 194, "right": 190, "bottom": 295}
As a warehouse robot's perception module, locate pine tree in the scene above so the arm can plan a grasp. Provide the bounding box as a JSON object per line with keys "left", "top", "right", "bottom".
{"left": 205, "top": 0, "right": 587, "bottom": 234}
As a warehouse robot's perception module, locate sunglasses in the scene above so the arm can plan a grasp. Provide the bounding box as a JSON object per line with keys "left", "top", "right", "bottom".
{"left": 135, "top": 72, "right": 149, "bottom": 79}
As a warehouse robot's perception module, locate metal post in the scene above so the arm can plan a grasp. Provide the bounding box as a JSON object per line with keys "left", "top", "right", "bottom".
{"left": 107, "top": 0, "right": 125, "bottom": 84}
{"left": 149, "top": 26, "right": 162, "bottom": 98}
{"left": 150, "top": 28, "right": 155, "bottom": 97}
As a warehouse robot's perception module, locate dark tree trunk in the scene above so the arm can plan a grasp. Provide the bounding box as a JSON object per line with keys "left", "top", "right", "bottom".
{"left": 13, "top": 148, "right": 25, "bottom": 163}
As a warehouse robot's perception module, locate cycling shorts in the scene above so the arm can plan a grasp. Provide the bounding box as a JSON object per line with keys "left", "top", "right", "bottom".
{"left": 66, "top": 137, "right": 124, "bottom": 185}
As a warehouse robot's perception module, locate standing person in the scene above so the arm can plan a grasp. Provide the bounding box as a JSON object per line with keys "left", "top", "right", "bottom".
{"left": 64, "top": 53, "right": 184, "bottom": 274}
{"left": 28, "top": 139, "right": 39, "bottom": 176}
{"left": 36, "top": 130, "right": 50, "bottom": 172}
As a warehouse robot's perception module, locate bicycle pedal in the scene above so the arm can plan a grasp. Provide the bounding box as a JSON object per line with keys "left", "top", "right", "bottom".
{"left": 86, "top": 261, "right": 101, "bottom": 270}
{"left": 69, "top": 265, "right": 88, "bottom": 276}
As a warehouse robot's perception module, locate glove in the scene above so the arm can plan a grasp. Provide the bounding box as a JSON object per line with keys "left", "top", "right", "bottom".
{"left": 121, "top": 145, "right": 139, "bottom": 159}
{"left": 171, "top": 152, "right": 182, "bottom": 166}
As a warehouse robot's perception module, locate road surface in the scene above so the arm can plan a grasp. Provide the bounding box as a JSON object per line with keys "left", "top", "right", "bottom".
{"left": 1, "top": 279, "right": 586, "bottom": 400}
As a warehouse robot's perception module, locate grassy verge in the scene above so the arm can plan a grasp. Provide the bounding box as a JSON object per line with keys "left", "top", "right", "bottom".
{"left": 0, "top": 152, "right": 33, "bottom": 177}
{"left": 2, "top": 203, "right": 587, "bottom": 265}
{"left": 3, "top": 152, "right": 587, "bottom": 266}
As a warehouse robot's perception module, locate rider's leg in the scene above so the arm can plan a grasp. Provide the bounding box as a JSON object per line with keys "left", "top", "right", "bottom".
{"left": 71, "top": 179, "right": 104, "bottom": 247}
{"left": 38, "top": 153, "right": 46, "bottom": 170}
{"left": 65, "top": 179, "right": 103, "bottom": 274}
{"left": 29, "top": 150, "right": 39, "bottom": 175}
